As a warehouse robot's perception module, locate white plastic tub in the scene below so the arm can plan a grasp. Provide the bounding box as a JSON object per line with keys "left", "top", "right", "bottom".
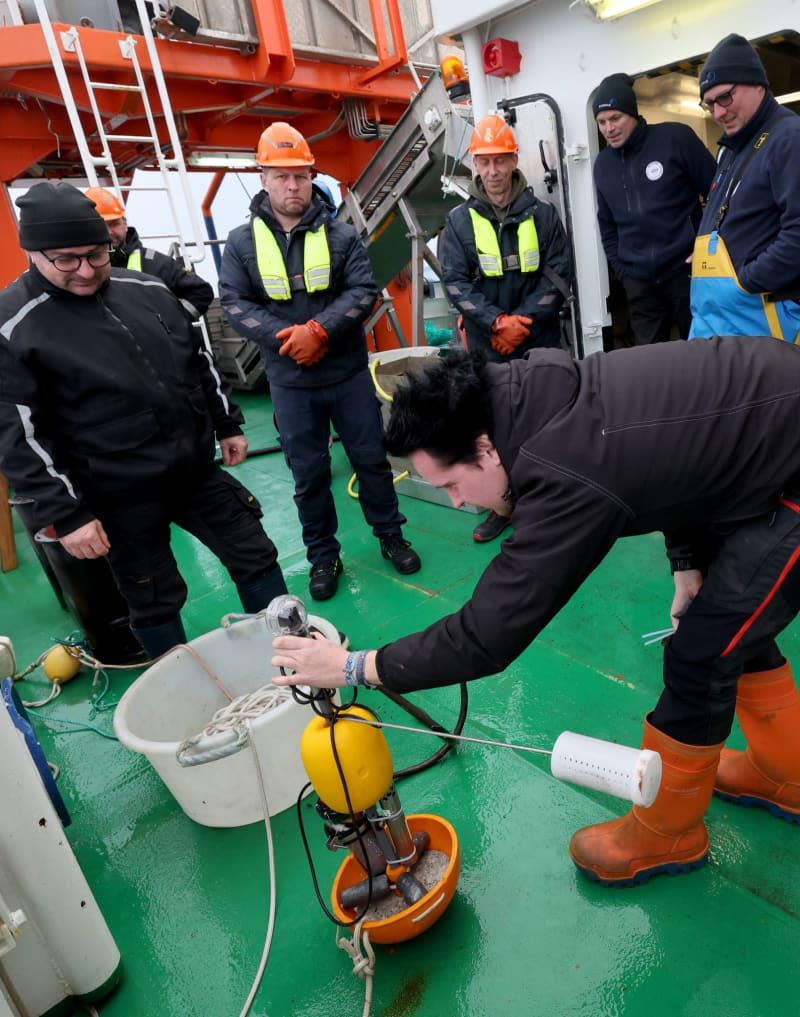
{"left": 113, "top": 613, "right": 339, "bottom": 827}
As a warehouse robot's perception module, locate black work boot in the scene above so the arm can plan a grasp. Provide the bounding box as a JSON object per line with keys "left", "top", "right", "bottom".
{"left": 472, "top": 511, "right": 511, "bottom": 543}
{"left": 132, "top": 617, "right": 187, "bottom": 660}
{"left": 379, "top": 534, "right": 421, "bottom": 575}
{"left": 309, "top": 557, "right": 343, "bottom": 601}
{"left": 236, "top": 566, "right": 288, "bottom": 613}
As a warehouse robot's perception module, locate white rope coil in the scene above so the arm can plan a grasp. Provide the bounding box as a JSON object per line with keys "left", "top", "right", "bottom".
{"left": 176, "top": 684, "right": 294, "bottom": 767}
{"left": 200, "top": 685, "right": 293, "bottom": 738}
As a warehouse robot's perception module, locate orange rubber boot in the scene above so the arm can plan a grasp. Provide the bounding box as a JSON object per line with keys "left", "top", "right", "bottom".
{"left": 714, "top": 661, "right": 800, "bottom": 823}
{"left": 569, "top": 719, "right": 722, "bottom": 887}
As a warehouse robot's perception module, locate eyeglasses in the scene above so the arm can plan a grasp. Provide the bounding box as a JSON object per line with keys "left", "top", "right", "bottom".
{"left": 39, "top": 248, "right": 113, "bottom": 272}
{"left": 699, "top": 85, "right": 738, "bottom": 114}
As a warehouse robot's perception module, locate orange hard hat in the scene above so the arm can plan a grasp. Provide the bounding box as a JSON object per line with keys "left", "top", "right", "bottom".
{"left": 468, "top": 114, "right": 518, "bottom": 156}
{"left": 256, "top": 122, "right": 314, "bottom": 167}
{"left": 84, "top": 186, "right": 126, "bottom": 221}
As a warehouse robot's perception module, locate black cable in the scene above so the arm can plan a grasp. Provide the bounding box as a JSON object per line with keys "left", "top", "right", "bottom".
{"left": 323, "top": 699, "right": 375, "bottom": 926}
{"left": 289, "top": 675, "right": 377, "bottom": 927}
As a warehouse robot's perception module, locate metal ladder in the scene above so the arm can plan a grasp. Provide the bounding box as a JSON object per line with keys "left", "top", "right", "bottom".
{"left": 31, "top": 0, "right": 206, "bottom": 273}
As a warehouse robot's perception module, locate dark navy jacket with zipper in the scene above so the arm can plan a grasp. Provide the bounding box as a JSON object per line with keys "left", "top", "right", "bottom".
{"left": 594, "top": 118, "right": 715, "bottom": 284}
{"left": 110, "top": 225, "right": 214, "bottom": 318}
{"left": 376, "top": 337, "right": 800, "bottom": 692}
{"left": 0, "top": 266, "right": 242, "bottom": 537}
{"left": 698, "top": 93, "right": 800, "bottom": 294}
{"left": 440, "top": 172, "right": 572, "bottom": 359}
{"left": 219, "top": 191, "right": 378, "bottom": 388}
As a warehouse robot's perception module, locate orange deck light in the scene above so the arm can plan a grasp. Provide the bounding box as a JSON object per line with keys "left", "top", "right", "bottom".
{"left": 440, "top": 55, "right": 470, "bottom": 99}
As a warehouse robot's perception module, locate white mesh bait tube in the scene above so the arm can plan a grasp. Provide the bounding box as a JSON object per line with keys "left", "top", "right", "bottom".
{"left": 550, "top": 732, "right": 662, "bottom": 807}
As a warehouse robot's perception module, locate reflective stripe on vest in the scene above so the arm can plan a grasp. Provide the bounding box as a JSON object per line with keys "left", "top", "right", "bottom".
{"left": 468, "top": 209, "right": 540, "bottom": 277}
{"left": 252, "top": 218, "right": 331, "bottom": 301}
{"left": 126, "top": 250, "right": 142, "bottom": 272}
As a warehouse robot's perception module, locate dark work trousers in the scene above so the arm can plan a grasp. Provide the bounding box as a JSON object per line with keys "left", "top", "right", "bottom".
{"left": 651, "top": 498, "right": 800, "bottom": 746}
{"left": 269, "top": 368, "right": 406, "bottom": 565}
{"left": 100, "top": 466, "right": 279, "bottom": 627}
{"left": 622, "top": 266, "right": 692, "bottom": 344}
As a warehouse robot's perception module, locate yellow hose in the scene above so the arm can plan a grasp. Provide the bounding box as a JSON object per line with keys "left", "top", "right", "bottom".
{"left": 369, "top": 355, "right": 394, "bottom": 403}
{"left": 347, "top": 469, "right": 410, "bottom": 499}
{"left": 348, "top": 358, "right": 406, "bottom": 497}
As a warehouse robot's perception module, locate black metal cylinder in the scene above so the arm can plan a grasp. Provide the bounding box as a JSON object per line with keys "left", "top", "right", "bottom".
{"left": 11, "top": 498, "right": 144, "bottom": 665}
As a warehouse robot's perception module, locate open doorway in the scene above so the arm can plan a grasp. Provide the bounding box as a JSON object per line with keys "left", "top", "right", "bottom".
{"left": 599, "top": 30, "right": 800, "bottom": 351}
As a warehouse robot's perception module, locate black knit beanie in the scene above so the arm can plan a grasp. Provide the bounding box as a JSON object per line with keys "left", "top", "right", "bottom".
{"left": 592, "top": 73, "right": 638, "bottom": 119}
{"left": 699, "top": 34, "right": 769, "bottom": 98}
{"left": 16, "top": 181, "right": 110, "bottom": 251}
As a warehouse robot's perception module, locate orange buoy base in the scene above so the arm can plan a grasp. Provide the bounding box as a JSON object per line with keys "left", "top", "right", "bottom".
{"left": 330, "top": 813, "right": 460, "bottom": 944}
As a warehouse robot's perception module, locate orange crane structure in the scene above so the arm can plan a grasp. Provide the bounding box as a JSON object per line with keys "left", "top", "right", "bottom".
{"left": 0, "top": 0, "right": 453, "bottom": 573}
{"left": 0, "top": 0, "right": 435, "bottom": 300}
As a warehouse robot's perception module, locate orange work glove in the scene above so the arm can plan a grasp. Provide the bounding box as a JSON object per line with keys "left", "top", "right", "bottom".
{"left": 276, "top": 319, "right": 329, "bottom": 366}
{"left": 490, "top": 314, "right": 533, "bottom": 356}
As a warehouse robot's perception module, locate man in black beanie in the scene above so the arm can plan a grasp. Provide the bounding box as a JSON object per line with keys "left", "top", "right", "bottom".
{"left": 592, "top": 72, "right": 715, "bottom": 345}
{"left": 0, "top": 181, "right": 289, "bottom": 658}
{"left": 690, "top": 34, "right": 800, "bottom": 342}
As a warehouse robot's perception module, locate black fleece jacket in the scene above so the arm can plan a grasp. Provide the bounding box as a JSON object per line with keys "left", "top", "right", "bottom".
{"left": 111, "top": 226, "right": 214, "bottom": 318}
{"left": 0, "top": 266, "right": 242, "bottom": 535}
{"left": 376, "top": 337, "right": 800, "bottom": 692}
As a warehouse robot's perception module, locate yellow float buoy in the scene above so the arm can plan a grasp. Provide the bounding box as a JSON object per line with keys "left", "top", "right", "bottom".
{"left": 300, "top": 705, "right": 393, "bottom": 813}
{"left": 43, "top": 644, "right": 82, "bottom": 683}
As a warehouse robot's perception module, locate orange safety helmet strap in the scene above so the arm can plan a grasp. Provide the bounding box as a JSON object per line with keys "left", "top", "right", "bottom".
{"left": 84, "top": 186, "right": 126, "bottom": 221}
{"left": 257, "top": 122, "right": 315, "bottom": 167}
{"left": 468, "top": 114, "right": 519, "bottom": 156}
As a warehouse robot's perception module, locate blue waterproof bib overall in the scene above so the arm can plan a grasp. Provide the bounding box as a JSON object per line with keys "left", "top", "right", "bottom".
{"left": 689, "top": 121, "right": 800, "bottom": 343}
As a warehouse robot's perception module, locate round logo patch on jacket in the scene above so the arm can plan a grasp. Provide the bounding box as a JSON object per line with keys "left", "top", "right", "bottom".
{"left": 645, "top": 161, "right": 664, "bottom": 181}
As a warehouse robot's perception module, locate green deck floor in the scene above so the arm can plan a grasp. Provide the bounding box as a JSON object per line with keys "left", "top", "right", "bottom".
{"left": 2, "top": 391, "right": 798, "bottom": 1017}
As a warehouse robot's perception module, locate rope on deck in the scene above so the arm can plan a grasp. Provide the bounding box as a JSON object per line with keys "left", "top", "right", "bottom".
{"left": 337, "top": 919, "right": 376, "bottom": 1017}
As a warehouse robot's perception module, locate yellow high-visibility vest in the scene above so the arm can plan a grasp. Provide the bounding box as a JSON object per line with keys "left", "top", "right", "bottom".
{"left": 126, "top": 250, "right": 143, "bottom": 272}
{"left": 468, "top": 208, "right": 540, "bottom": 277}
{"left": 252, "top": 218, "right": 331, "bottom": 300}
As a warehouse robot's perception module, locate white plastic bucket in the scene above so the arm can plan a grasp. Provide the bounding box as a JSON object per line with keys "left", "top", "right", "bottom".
{"left": 113, "top": 613, "right": 339, "bottom": 827}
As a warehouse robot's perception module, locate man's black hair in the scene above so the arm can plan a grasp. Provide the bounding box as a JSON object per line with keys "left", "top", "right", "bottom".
{"left": 385, "top": 348, "right": 493, "bottom": 466}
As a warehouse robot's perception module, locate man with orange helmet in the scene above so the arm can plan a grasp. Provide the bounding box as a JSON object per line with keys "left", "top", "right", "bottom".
{"left": 85, "top": 186, "right": 213, "bottom": 320}
{"left": 219, "top": 122, "right": 421, "bottom": 602}
{"left": 440, "top": 112, "right": 573, "bottom": 543}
